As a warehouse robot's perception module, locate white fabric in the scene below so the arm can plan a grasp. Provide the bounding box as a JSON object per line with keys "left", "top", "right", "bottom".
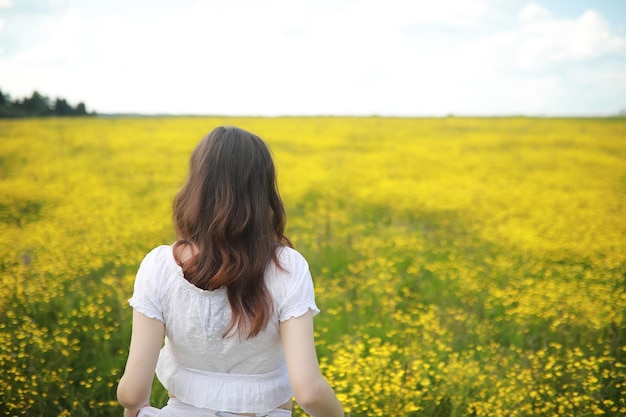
{"left": 138, "top": 406, "right": 161, "bottom": 417}
{"left": 138, "top": 398, "right": 292, "bottom": 417}
{"left": 128, "top": 244, "right": 319, "bottom": 414}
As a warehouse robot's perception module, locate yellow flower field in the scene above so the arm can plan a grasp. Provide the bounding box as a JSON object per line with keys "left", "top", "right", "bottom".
{"left": 0, "top": 116, "right": 624, "bottom": 416}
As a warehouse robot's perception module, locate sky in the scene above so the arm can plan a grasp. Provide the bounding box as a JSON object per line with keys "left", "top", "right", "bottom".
{"left": 1, "top": 0, "right": 625, "bottom": 116}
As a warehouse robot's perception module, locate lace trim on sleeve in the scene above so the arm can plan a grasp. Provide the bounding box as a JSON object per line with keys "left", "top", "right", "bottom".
{"left": 279, "top": 302, "right": 320, "bottom": 322}
{"left": 129, "top": 297, "right": 166, "bottom": 323}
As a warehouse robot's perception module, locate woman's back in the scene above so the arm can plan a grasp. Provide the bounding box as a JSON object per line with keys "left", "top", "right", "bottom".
{"left": 117, "top": 126, "right": 344, "bottom": 417}
{"left": 131, "top": 245, "right": 317, "bottom": 374}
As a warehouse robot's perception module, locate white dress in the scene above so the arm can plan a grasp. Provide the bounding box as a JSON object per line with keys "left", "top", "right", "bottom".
{"left": 129, "top": 244, "right": 320, "bottom": 415}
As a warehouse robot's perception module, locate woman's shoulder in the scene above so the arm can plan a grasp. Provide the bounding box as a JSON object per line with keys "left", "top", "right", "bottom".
{"left": 275, "top": 245, "right": 309, "bottom": 270}
{"left": 141, "top": 244, "right": 176, "bottom": 267}
{"left": 268, "top": 246, "right": 312, "bottom": 289}
{"left": 270, "top": 246, "right": 320, "bottom": 320}
{"left": 136, "top": 244, "right": 180, "bottom": 283}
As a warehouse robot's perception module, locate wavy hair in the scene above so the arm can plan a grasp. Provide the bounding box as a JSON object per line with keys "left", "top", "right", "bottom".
{"left": 172, "top": 126, "right": 291, "bottom": 339}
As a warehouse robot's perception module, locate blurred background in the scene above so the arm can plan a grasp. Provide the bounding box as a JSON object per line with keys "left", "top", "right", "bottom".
{"left": 1, "top": 0, "right": 625, "bottom": 117}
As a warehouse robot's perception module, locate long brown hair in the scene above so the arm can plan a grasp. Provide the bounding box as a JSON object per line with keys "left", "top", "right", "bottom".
{"left": 173, "top": 126, "right": 291, "bottom": 339}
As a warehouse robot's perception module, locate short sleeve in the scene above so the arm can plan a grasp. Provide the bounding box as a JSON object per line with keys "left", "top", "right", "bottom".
{"left": 128, "top": 247, "right": 168, "bottom": 323}
{"left": 275, "top": 248, "right": 321, "bottom": 322}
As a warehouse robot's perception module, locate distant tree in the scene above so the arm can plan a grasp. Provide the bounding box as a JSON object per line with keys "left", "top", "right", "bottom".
{"left": 53, "top": 98, "right": 73, "bottom": 116}
{"left": 74, "top": 102, "right": 87, "bottom": 116}
{"left": 0, "top": 87, "right": 94, "bottom": 118}
{"left": 6, "top": 98, "right": 24, "bottom": 117}
{"left": 22, "top": 91, "right": 52, "bottom": 116}
{"left": 0, "top": 89, "right": 9, "bottom": 117}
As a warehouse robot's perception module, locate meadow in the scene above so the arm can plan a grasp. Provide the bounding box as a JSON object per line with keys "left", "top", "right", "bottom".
{"left": 0, "top": 116, "right": 624, "bottom": 416}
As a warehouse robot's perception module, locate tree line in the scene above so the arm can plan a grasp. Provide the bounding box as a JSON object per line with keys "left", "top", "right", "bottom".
{"left": 0, "top": 87, "right": 95, "bottom": 118}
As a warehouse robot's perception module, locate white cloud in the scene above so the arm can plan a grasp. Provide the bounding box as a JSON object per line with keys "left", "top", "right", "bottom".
{"left": 0, "top": 0, "right": 624, "bottom": 115}
{"left": 425, "top": 3, "right": 626, "bottom": 116}
{"left": 519, "top": 2, "right": 551, "bottom": 23}
{"left": 513, "top": 5, "right": 626, "bottom": 70}
{"left": 8, "top": 11, "right": 80, "bottom": 66}
{"left": 344, "top": 0, "right": 487, "bottom": 28}
{"left": 0, "top": 0, "right": 12, "bottom": 8}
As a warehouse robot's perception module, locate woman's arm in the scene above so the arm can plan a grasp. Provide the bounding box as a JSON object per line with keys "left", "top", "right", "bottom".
{"left": 280, "top": 310, "right": 344, "bottom": 417}
{"left": 117, "top": 310, "right": 165, "bottom": 417}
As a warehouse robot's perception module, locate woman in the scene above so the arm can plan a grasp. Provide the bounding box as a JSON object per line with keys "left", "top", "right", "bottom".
{"left": 117, "top": 126, "right": 344, "bottom": 417}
